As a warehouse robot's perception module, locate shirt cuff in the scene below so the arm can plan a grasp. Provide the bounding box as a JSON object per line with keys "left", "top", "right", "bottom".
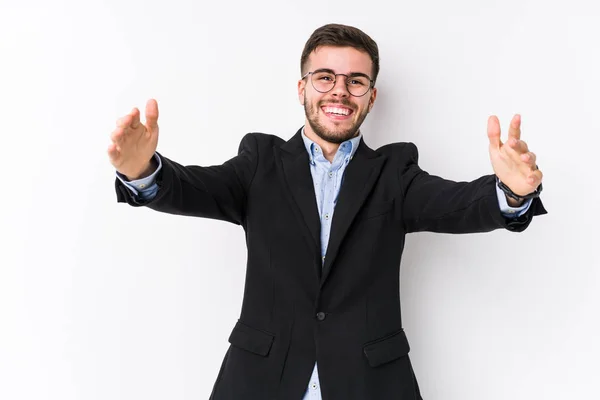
{"left": 496, "top": 183, "right": 532, "bottom": 218}
{"left": 116, "top": 154, "right": 162, "bottom": 196}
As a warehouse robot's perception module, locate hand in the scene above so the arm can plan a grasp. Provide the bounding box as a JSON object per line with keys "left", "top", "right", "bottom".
{"left": 108, "top": 99, "right": 159, "bottom": 180}
{"left": 487, "top": 114, "right": 543, "bottom": 202}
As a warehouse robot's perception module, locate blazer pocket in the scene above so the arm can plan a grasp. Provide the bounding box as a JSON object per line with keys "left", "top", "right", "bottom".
{"left": 363, "top": 328, "right": 410, "bottom": 367}
{"left": 228, "top": 320, "right": 275, "bottom": 357}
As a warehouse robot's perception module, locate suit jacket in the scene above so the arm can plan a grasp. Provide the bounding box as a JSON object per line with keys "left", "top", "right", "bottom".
{"left": 115, "top": 129, "right": 547, "bottom": 400}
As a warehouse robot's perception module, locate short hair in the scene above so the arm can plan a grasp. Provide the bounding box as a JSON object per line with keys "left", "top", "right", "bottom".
{"left": 300, "top": 23, "right": 380, "bottom": 85}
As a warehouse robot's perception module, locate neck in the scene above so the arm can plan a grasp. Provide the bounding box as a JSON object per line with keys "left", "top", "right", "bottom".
{"left": 304, "top": 123, "right": 357, "bottom": 162}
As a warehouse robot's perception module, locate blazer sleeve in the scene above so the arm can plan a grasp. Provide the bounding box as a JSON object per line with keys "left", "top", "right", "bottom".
{"left": 399, "top": 142, "right": 547, "bottom": 234}
{"left": 114, "top": 132, "right": 259, "bottom": 225}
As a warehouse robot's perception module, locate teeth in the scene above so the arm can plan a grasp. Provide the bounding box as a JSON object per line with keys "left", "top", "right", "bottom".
{"left": 323, "top": 106, "right": 350, "bottom": 116}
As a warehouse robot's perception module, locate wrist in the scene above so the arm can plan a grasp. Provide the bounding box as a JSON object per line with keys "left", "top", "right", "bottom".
{"left": 126, "top": 157, "right": 157, "bottom": 181}
{"left": 496, "top": 176, "right": 542, "bottom": 203}
{"left": 506, "top": 196, "right": 525, "bottom": 207}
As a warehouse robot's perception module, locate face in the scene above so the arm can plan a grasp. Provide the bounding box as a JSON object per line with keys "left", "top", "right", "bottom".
{"left": 298, "top": 46, "right": 377, "bottom": 144}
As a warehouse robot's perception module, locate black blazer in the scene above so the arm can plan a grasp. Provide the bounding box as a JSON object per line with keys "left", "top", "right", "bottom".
{"left": 115, "top": 129, "right": 547, "bottom": 400}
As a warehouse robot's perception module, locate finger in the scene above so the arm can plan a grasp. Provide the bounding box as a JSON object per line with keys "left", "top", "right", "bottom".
{"left": 520, "top": 151, "right": 536, "bottom": 166}
{"left": 107, "top": 142, "right": 120, "bottom": 161}
{"left": 114, "top": 111, "right": 143, "bottom": 143}
{"left": 108, "top": 141, "right": 118, "bottom": 154}
{"left": 110, "top": 127, "right": 124, "bottom": 144}
{"left": 130, "top": 108, "right": 141, "bottom": 129}
{"left": 508, "top": 114, "right": 521, "bottom": 141}
{"left": 116, "top": 114, "right": 133, "bottom": 129}
{"left": 487, "top": 115, "right": 502, "bottom": 150}
{"left": 526, "top": 169, "right": 543, "bottom": 186}
{"left": 145, "top": 99, "right": 159, "bottom": 131}
{"left": 507, "top": 138, "right": 529, "bottom": 154}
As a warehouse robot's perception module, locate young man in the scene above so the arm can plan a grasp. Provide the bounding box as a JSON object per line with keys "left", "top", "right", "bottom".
{"left": 109, "top": 24, "right": 546, "bottom": 400}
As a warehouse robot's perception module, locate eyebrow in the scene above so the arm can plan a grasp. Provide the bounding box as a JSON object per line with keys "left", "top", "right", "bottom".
{"left": 313, "top": 68, "right": 371, "bottom": 80}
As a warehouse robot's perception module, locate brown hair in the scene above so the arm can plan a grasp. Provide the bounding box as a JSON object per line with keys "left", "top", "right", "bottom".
{"left": 300, "top": 23, "right": 380, "bottom": 85}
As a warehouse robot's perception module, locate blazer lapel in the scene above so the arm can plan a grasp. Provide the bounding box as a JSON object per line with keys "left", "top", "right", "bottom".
{"left": 320, "top": 140, "right": 386, "bottom": 287}
{"left": 274, "top": 129, "right": 322, "bottom": 280}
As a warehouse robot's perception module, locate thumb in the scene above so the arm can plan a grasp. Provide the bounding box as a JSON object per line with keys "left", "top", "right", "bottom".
{"left": 487, "top": 115, "right": 502, "bottom": 151}
{"left": 145, "top": 98, "right": 159, "bottom": 131}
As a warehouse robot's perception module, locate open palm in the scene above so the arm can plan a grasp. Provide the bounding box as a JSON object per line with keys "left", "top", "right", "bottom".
{"left": 108, "top": 99, "right": 159, "bottom": 180}
{"left": 488, "top": 114, "right": 543, "bottom": 197}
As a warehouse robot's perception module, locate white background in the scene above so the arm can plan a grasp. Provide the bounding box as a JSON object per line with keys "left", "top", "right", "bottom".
{"left": 1, "top": 0, "right": 598, "bottom": 399}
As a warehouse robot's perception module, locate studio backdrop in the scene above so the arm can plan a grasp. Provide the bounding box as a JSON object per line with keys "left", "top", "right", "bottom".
{"left": 0, "top": 0, "right": 598, "bottom": 399}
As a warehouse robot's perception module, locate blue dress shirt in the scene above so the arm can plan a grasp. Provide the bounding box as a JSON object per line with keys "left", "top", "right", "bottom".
{"left": 116, "top": 129, "right": 532, "bottom": 399}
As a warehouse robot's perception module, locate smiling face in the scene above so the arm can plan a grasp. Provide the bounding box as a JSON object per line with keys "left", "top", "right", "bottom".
{"left": 298, "top": 46, "right": 377, "bottom": 144}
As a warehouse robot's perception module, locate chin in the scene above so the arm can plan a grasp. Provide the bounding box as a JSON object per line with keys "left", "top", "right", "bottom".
{"left": 315, "top": 126, "right": 359, "bottom": 144}
{"left": 304, "top": 105, "right": 365, "bottom": 143}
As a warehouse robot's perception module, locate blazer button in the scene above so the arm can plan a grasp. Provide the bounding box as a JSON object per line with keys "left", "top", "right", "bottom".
{"left": 316, "top": 312, "right": 326, "bottom": 321}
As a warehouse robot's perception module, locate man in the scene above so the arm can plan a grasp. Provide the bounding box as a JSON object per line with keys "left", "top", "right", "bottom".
{"left": 109, "top": 23, "right": 546, "bottom": 400}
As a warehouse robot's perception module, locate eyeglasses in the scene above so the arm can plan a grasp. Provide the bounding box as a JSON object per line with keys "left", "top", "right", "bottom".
{"left": 302, "top": 69, "right": 374, "bottom": 97}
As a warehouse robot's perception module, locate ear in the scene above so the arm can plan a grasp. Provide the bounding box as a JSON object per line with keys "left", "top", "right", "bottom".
{"left": 368, "top": 87, "right": 377, "bottom": 112}
{"left": 297, "top": 79, "right": 306, "bottom": 105}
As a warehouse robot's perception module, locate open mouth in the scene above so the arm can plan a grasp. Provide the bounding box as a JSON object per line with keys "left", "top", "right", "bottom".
{"left": 321, "top": 105, "right": 354, "bottom": 120}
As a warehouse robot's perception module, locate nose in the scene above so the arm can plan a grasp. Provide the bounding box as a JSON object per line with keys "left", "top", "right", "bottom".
{"left": 330, "top": 75, "right": 350, "bottom": 98}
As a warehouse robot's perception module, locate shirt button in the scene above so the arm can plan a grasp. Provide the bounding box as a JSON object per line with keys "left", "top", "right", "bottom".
{"left": 139, "top": 184, "right": 146, "bottom": 189}
{"left": 311, "top": 382, "right": 318, "bottom": 390}
{"left": 328, "top": 172, "right": 333, "bottom": 178}
{"left": 316, "top": 312, "right": 326, "bottom": 321}
{"left": 324, "top": 214, "right": 329, "bottom": 220}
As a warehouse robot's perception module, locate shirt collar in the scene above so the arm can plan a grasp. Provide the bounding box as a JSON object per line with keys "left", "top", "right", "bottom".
{"left": 300, "top": 126, "right": 362, "bottom": 161}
